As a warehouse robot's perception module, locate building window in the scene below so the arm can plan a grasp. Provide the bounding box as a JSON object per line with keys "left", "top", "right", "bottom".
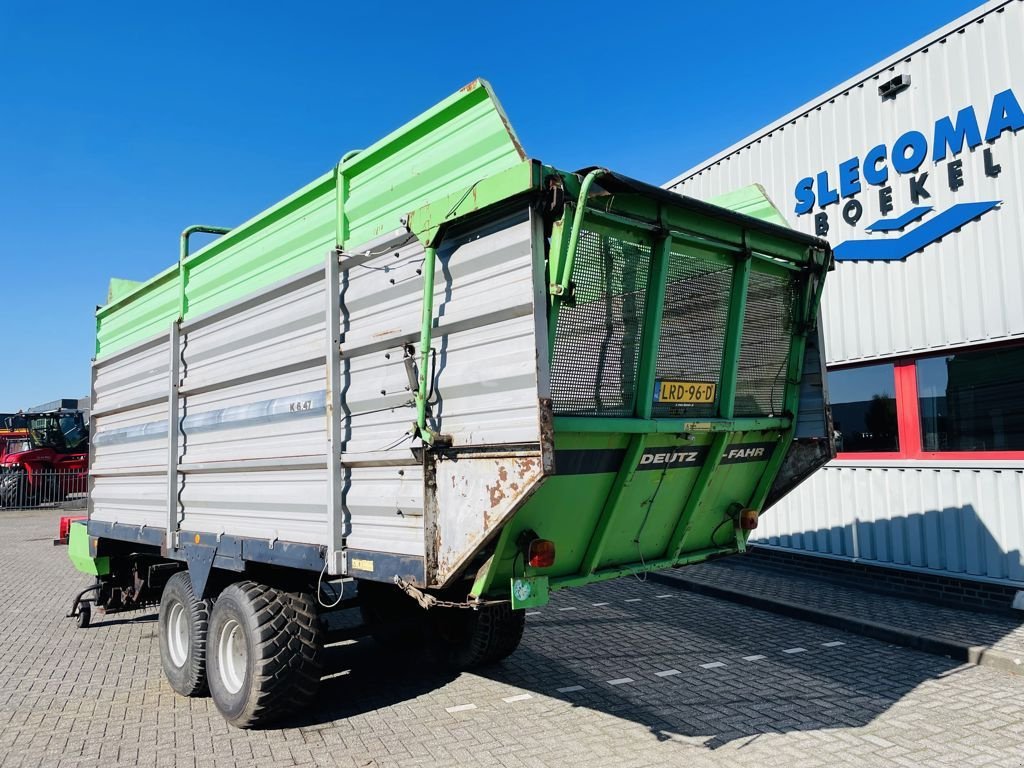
{"left": 828, "top": 363, "right": 899, "bottom": 453}
{"left": 917, "top": 347, "right": 1024, "bottom": 452}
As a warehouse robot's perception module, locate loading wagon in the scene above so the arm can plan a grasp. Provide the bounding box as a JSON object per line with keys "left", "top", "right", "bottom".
{"left": 65, "top": 80, "right": 833, "bottom": 727}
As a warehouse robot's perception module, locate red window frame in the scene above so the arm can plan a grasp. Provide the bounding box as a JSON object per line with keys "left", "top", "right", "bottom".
{"left": 835, "top": 355, "right": 1024, "bottom": 461}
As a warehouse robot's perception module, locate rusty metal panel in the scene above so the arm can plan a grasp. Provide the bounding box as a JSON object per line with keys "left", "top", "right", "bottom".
{"left": 756, "top": 462, "right": 1024, "bottom": 585}
{"left": 666, "top": 0, "right": 1024, "bottom": 366}
{"left": 431, "top": 453, "right": 545, "bottom": 585}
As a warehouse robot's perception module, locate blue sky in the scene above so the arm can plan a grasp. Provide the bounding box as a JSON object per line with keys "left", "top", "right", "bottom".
{"left": 0, "top": 0, "right": 980, "bottom": 411}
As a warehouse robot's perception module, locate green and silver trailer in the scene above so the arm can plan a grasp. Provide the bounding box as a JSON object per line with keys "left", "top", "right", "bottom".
{"left": 66, "top": 80, "right": 833, "bottom": 728}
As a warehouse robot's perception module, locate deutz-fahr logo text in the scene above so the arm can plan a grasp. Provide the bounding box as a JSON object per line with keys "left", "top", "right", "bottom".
{"left": 792, "top": 87, "right": 1022, "bottom": 261}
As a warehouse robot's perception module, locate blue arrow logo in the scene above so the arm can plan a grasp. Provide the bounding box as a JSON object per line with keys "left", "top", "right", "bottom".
{"left": 834, "top": 201, "right": 1000, "bottom": 262}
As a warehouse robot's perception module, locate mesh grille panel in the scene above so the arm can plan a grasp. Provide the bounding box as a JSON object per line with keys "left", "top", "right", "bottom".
{"left": 550, "top": 229, "right": 651, "bottom": 416}
{"left": 734, "top": 269, "right": 797, "bottom": 417}
{"left": 651, "top": 251, "right": 732, "bottom": 418}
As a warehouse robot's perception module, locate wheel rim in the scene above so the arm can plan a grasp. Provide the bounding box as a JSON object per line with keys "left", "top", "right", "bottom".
{"left": 217, "top": 618, "right": 247, "bottom": 694}
{"left": 166, "top": 601, "right": 188, "bottom": 668}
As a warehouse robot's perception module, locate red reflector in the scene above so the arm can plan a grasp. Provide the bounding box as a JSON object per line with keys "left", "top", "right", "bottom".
{"left": 738, "top": 509, "right": 759, "bottom": 531}
{"left": 528, "top": 539, "right": 556, "bottom": 568}
{"left": 56, "top": 515, "right": 87, "bottom": 545}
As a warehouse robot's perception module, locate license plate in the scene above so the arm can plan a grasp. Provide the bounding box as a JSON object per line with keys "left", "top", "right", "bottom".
{"left": 654, "top": 380, "right": 717, "bottom": 404}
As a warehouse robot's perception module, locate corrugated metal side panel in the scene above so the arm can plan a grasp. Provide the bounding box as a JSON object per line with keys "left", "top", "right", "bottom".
{"left": 91, "top": 474, "right": 167, "bottom": 530}
{"left": 343, "top": 466, "right": 425, "bottom": 556}
{"left": 89, "top": 336, "right": 170, "bottom": 528}
{"left": 92, "top": 337, "right": 169, "bottom": 414}
{"left": 176, "top": 275, "right": 330, "bottom": 546}
{"left": 338, "top": 211, "right": 539, "bottom": 557}
{"left": 338, "top": 211, "right": 538, "bottom": 454}
{"left": 756, "top": 464, "right": 1024, "bottom": 585}
{"left": 669, "top": 1, "right": 1024, "bottom": 365}
{"left": 178, "top": 469, "right": 327, "bottom": 544}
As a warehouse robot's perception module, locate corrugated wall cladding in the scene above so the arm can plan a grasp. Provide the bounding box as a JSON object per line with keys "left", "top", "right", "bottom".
{"left": 755, "top": 463, "right": 1024, "bottom": 585}
{"left": 668, "top": 0, "right": 1024, "bottom": 366}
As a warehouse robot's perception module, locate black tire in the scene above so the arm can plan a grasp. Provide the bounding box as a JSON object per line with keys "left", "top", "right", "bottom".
{"left": 76, "top": 602, "right": 91, "bottom": 629}
{"left": 429, "top": 602, "right": 526, "bottom": 670}
{"left": 158, "top": 571, "right": 212, "bottom": 697}
{"left": 358, "top": 580, "right": 426, "bottom": 648}
{"left": 0, "top": 470, "right": 31, "bottom": 508}
{"left": 207, "top": 581, "right": 323, "bottom": 729}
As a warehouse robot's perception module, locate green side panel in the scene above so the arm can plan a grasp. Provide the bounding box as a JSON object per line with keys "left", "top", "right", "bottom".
{"left": 94, "top": 79, "right": 526, "bottom": 359}
{"left": 340, "top": 78, "right": 525, "bottom": 249}
{"left": 96, "top": 265, "right": 179, "bottom": 357}
{"left": 707, "top": 183, "right": 790, "bottom": 228}
{"left": 68, "top": 521, "right": 109, "bottom": 577}
{"left": 106, "top": 277, "right": 143, "bottom": 304}
{"left": 184, "top": 173, "right": 337, "bottom": 318}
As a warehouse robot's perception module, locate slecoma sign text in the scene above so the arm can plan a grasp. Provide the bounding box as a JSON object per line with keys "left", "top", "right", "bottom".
{"left": 792, "top": 87, "right": 1022, "bottom": 256}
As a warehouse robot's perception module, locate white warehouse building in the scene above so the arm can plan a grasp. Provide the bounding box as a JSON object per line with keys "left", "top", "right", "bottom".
{"left": 667, "top": 0, "right": 1024, "bottom": 592}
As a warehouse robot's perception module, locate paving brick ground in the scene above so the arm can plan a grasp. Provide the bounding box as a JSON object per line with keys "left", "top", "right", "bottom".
{"left": 658, "top": 556, "right": 1024, "bottom": 658}
{"left": 2, "top": 507, "right": 1024, "bottom": 768}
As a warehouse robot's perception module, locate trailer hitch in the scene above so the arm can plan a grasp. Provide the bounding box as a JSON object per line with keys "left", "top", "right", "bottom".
{"left": 393, "top": 576, "right": 506, "bottom": 611}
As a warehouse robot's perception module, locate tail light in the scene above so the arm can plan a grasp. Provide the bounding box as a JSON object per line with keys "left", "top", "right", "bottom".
{"left": 737, "top": 508, "right": 759, "bottom": 531}
{"left": 528, "top": 539, "right": 556, "bottom": 568}
{"left": 516, "top": 529, "right": 556, "bottom": 568}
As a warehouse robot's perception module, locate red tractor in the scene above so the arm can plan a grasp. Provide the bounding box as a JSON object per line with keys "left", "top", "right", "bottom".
{"left": 0, "top": 413, "right": 31, "bottom": 460}
{"left": 0, "top": 410, "right": 89, "bottom": 508}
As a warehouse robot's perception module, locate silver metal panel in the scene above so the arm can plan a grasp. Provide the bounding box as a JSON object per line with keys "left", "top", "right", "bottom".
{"left": 176, "top": 468, "right": 327, "bottom": 543}
{"left": 667, "top": 0, "right": 1024, "bottom": 366}
{"left": 757, "top": 463, "right": 1024, "bottom": 586}
{"left": 325, "top": 252, "right": 345, "bottom": 573}
{"left": 90, "top": 401, "right": 169, "bottom": 471}
{"left": 175, "top": 269, "right": 331, "bottom": 546}
{"left": 343, "top": 465, "right": 425, "bottom": 556}
{"left": 91, "top": 336, "right": 169, "bottom": 414}
{"left": 91, "top": 473, "right": 167, "bottom": 530}
{"left": 181, "top": 273, "right": 326, "bottom": 393}
{"left": 89, "top": 204, "right": 544, "bottom": 567}
{"left": 167, "top": 321, "right": 181, "bottom": 544}
{"left": 337, "top": 210, "right": 541, "bottom": 565}
{"left": 90, "top": 331, "right": 172, "bottom": 530}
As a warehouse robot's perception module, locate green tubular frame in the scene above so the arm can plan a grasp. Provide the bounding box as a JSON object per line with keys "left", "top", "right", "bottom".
{"left": 177, "top": 225, "right": 232, "bottom": 319}
{"left": 540, "top": 195, "right": 827, "bottom": 588}
{"left": 551, "top": 168, "right": 607, "bottom": 297}
{"left": 577, "top": 228, "right": 671, "bottom": 576}
{"left": 415, "top": 245, "right": 438, "bottom": 442}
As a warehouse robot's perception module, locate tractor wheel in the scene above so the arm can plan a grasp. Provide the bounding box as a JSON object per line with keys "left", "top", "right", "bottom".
{"left": 207, "top": 581, "right": 323, "bottom": 729}
{"left": 158, "top": 571, "right": 213, "bottom": 697}
{"left": 429, "top": 602, "right": 526, "bottom": 670}
{"left": 0, "top": 469, "right": 31, "bottom": 508}
{"left": 76, "top": 602, "right": 91, "bottom": 629}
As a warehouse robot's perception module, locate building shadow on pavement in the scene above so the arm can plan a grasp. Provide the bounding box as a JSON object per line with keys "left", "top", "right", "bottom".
{"left": 282, "top": 579, "right": 983, "bottom": 750}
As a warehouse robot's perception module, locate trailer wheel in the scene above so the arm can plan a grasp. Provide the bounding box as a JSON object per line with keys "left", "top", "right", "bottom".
{"left": 207, "top": 581, "right": 323, "bottom": 728}
{"left": 429, "top": 602, "right": 526, "bottom": 670}
{"left": 158, "top": 571, "right": 212, "bottom": 697}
